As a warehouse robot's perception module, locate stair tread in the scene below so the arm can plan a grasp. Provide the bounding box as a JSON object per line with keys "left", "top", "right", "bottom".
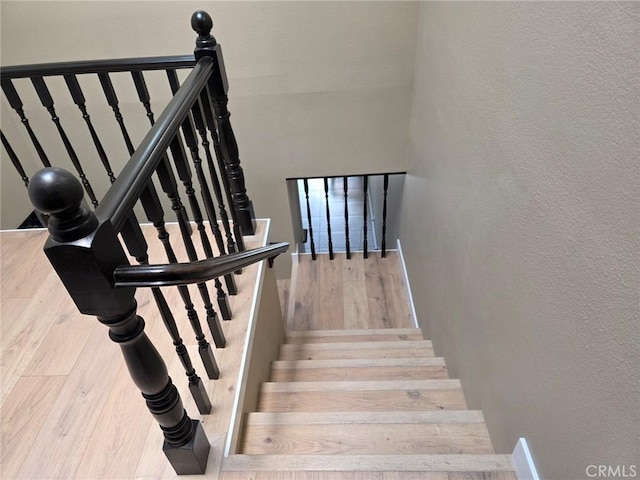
{"left": 258, "top": 387, "right": 467, "bottom": 412}
{"left": 246, "top": 410, "right": 486, "bottom": 425}
{"left": 242, "top": 422, "right": 494, "bottom": 455}
{"left": 272, "top": 357, "right": 446, "bottom": 369}
{"left": 285, "top": 329, "right": 424, "bottom": 344}
{"left": 287, "top": 328, "right": 423, "bottom": 337}
{"left": 222, "top": 454, "right": 515, "bottom": 472}
{"left": 281, "top": 340, "right": 433, "bottom": 350}
{"left": 262, "top": 379, "right": 461, "bottom": 393}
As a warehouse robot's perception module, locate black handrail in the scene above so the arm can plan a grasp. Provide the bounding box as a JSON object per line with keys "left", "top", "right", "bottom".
{"left": 286, "top": 171, "right": 407, "bottom": 181}
{"left": 96, "top": 56, "right": 213, "bottom": 231}
{"left": 113, "top": 242, "right": 289, "bottom": 288}
{"left": 0, "top": 55, "right": 195, "bottom": 79}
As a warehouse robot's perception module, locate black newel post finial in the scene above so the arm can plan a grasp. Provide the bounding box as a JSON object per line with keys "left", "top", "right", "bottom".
{"left": 28, "top": 167, "right": 97, "bottom": 242}
{"left": 27, "top": 167, "right": 210, "bottom": 475}
{"left": 192, "top": 10, "right": 216, "bottom": 50}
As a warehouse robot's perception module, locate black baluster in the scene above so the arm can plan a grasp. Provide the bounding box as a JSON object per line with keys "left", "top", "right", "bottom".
{"left": 156, "top": 158, "right": 226, "bottom": 350}
{"left": 168, "top": 131, "right": 233, "bottom": 321}
{"left": 1, "top": 131, "right": 29, "bottom": 188}
{"left": 382, "top": 174, "right": 389, "bottom": 258}
{"left": 344, "top": 176, "right": 351, "bottom": 260}
{"left": 28, "top": 168, "right": 210, "bottom": 474}
{"left": 167, "top": 69, "right": 238, "bottom": 295}
{"left": 98, "top": 72, "right": 136, "bottom": 154}
{"left": 363, "top": 175, "right": 369, "bottom": 259}
{"left": 113, "top": 70, "right": 192, "bottom": 234}
{"left": 199, "top": 87, "right": 246, "bottom": 256}
{"left": 31, "top": 76, "right": 99, "bottom": 208}
{"left": 324, "top": 177, "right": 334, "bottom": 260}
{"left": 192, "top": 11, "right": 257, "bottom": 235}
{"left": 1, "top": 79, "right": 51, "bottom": 167}
{"left": 64, "top": 74, "right": 117, "bottom": 184}
{"left": 120, "top": 215, "right": 212, "bottom": 414}
{"left": 303, "top": 178, "right": 316, "bottom": 260}
{"left": 139, "top": 185, "right": 220, "bottom": 380}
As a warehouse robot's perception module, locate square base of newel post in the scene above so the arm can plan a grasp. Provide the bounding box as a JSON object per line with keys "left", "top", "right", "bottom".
{"left": 163, "top": 420, "right": 210, "bottom": 475}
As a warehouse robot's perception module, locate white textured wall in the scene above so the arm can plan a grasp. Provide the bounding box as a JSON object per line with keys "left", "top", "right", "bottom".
{"left": 1, "top": 1, "right": 417, "bottom": 277}
{"left": 399, "top": 3, "right": 639, "bottom": 478}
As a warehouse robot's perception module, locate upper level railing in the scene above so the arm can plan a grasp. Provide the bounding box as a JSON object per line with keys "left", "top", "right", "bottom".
{"left": 3, "top": 11, "right": 287, "bottom": 475}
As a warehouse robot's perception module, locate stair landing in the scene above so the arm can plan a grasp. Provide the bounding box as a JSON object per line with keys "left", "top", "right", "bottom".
{"left": 288, "top": 252, "right": 414, "bottom": 331}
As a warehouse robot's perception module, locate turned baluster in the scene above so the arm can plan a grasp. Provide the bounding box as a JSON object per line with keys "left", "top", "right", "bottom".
{"left": 324, "top": 177, "right": 334, "bottom": 260}
{"left": 30, "top": 76, "right": 99, "bottom": 207}
{"left": 192, "top": 10, "right": 257, "bottom": 235}
{"left": 344, "top": 176, "right": 351, "bottom": 260}
{"left": 156, "top": 157, "right": 226, "bottom": 350}
{"left": 64, "top": 74, "right": 117, "bottom": 183}
{"left": 1, "top": 79, "right": 51, "bottom": 167}
{"left": 363, "top": 175, "right": 369, "bottom": 259}
{"left": 303, "top": 178, "right": 316, "bottom": 260}
{"left": 28, "top": 167, "right": 209, "bottom": 474}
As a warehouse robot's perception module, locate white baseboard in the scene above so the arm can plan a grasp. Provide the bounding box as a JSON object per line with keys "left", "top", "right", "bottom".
{"left": 396, "top": 239, "right": 419, "bottom": 329}
{"left": 512, "top": 438, "right": 540, "bottom": 480}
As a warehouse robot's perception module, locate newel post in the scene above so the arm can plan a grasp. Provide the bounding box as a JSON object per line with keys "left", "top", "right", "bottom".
{"left": 192, "top": 10, "right": 257, "bottom": 235}
{"left": 28, "top": 167, "right": 210, "bottom": 475}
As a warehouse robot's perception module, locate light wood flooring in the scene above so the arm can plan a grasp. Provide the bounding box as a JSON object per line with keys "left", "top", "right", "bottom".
{"left": 287, "top": 252, "right": 413, "bottom": 331}
{"left": 1, "top": 221, "right": 270, "bottom": 480}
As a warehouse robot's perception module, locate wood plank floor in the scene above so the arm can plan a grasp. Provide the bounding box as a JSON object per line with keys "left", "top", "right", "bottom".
{"left": 0, "top": 220, "right": 269, "bottom": 480}
{"left": 289, "top": 252, "right": 414, "bottom": 331}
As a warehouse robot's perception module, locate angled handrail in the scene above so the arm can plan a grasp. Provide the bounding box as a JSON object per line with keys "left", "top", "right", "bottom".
{"left": 95, "top": 56, "right": 213, "bottom": 231}
{"left": 113, "top": 242, "right": 289, "bottom": 288}
{"left": 0, "top": 55, "right": 195, "bottom": 79}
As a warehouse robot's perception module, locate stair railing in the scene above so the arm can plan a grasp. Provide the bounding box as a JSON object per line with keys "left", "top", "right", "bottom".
{"left": 19, "top": 11, "right": 288, "bottom": 475}
{"left": 288, "top": 172, "right": 406, "bottom": 259}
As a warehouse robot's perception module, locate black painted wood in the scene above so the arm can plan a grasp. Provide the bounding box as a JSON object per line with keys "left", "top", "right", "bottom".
{"left": 31, "top": 76, "right": 99, "bottom": 208}
{"left": 156, "top": 158, "right": 226, "bottom": 350}
{"left": 344, "top": 176, "right": 351, "bottom": 260}
{"left": 302, "top": 178, "right": 316, "bottom": 260}
{"left": 363, "top": 175, "right": 369, "bottom": 259}
{"left": 167, "top": 70, "right": 239, "bottom": 297}
{"left": 1, "top": 55, "right": 195, "bottom": 79}
{"left": 113, "top": 242, "right": 289, "bottom": 288}
{"left": 199, "top": 87, "right": 246, "bottom": 256}
{"left": 382, "top": 174, "right": 389, "bottom": 258}
{"left": 64, "top": 74, "right": 117, "bottom": 183}
{"left": 323, "top": 177, "right": 334, "bottom": 260}
{"left": 1, "top": 79, "right": 51, "bottom": 167}
{"left": 1, "top": 131, "right": 29, "bottom": 187}
{"left": 120, "top": 215, "right": 212, "bottom": 414}
{"left": 27, "top": 167, "right": 209, "bottom": 473}
{"left": 192, "top": 11, "right": 256, "bottom": 236}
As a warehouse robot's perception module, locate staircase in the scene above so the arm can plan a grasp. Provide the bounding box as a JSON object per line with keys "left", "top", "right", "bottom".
{"left": 223, "top": 325, "right": 516, "bottom": 477}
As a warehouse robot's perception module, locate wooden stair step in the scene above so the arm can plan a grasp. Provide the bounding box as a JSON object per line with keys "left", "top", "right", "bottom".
{"left": 246, "top": 410, "right": 486, "bottom": 425}
{"left": 222, "top": 454, "right": 515, "bottom": 473}
{"left": 242, "top": 421, "right": 493, "bottom": 455}
{"left": 285, "top": 328, "right": 424, "bottom": 344}
{"left": 279, "top": 340, "right": 434, "bottom": 360}
{"left": 271, "top": 357, "right": 448, "bottom": 381}
{"left": 258, "top": 380, "right": 467, "bottom": 412}
{"left": 220, "top": 472, "right": 516, "bottom": 480}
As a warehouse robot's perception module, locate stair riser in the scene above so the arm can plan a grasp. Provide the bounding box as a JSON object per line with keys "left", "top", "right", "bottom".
{"left": 242, "top": 422, "right": 493, "bottom": 455}
{"left": 271, "top": 365, "right": 448, "bottom": 381}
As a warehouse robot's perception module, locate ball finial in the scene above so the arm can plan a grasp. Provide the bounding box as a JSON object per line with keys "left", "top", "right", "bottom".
{"left": 29, "top": 167, "right": 84, "bottom": 216}
{"left": 191, "top": 10, "right": 213, "bottom": 37}
{"left": 28, "top": 167, "right": 97, "bottom": 242}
